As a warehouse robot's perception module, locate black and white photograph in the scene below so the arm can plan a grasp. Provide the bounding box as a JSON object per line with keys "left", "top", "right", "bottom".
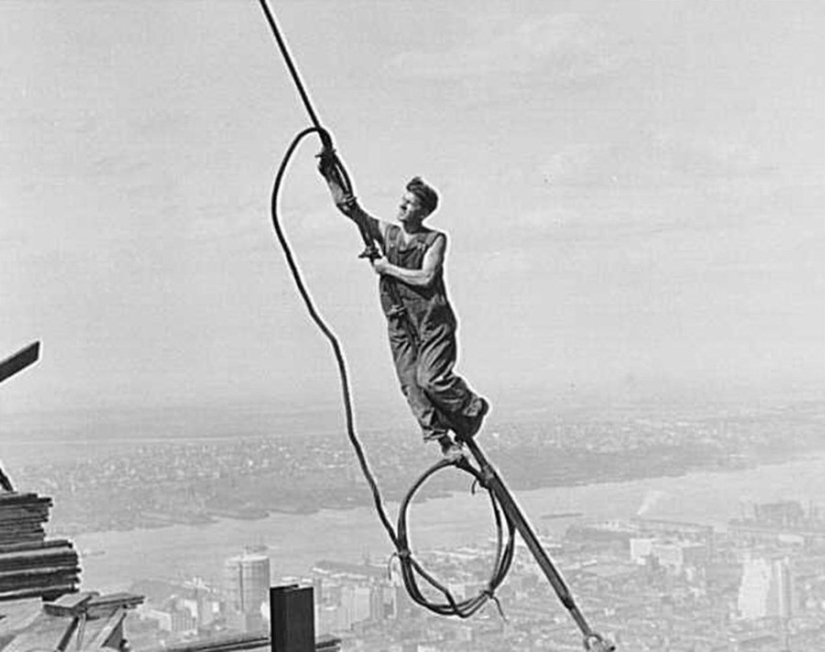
{"left": 1, "top": 2, "right": 823, "bottom": 650}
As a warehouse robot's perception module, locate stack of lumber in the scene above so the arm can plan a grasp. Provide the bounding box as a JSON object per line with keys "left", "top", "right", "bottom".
{"left": 0, "top": 492, "right": 79, "bottom": 601}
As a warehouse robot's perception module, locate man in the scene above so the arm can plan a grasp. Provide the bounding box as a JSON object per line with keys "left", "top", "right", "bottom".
{"left": 319, "top": 160, "right": 488, "bottom": 458}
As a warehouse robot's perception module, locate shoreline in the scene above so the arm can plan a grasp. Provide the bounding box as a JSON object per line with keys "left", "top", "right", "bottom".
{"left": 52, "top": 447, "right": 813, "bottom": 540}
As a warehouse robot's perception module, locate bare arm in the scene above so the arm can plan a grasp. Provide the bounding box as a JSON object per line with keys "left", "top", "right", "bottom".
{"left": 319, "top": 166, "right": 391, "bottom": 243}
{"left": 372, "top": 233, "right": 446, "bottom": 288}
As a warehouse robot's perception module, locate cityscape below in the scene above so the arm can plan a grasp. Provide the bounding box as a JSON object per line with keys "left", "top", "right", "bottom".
{"left": 1, "top": 396, "right": 824, "bottom": 651}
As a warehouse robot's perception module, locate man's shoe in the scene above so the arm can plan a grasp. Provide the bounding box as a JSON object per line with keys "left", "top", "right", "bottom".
{"left": 434, "top": 434, "right": 461, "bottom": 461}
{"left": 440, "top": 440, "right": 466, "bottom": 463}
{"left": 457, "top": 397, "right": 489, "bottom": 442}
{"left": 435, "top": 434, "right": 452, "bottom": 452}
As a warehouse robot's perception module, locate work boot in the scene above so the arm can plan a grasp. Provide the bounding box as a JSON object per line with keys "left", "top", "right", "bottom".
{"left": 437, "top": 434, "right": 465, "bottom": 462}
{"left": 456, "top": 397, "right": 489, "bottom": 442}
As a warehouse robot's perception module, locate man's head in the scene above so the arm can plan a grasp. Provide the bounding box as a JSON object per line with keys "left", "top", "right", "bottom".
{"left": 397, "top": 177, "right": 439, "bottom": 224}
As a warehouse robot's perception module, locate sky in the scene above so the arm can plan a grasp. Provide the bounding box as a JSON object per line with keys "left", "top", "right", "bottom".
{"left": 1, "top": 0, "right": 823, "bottom": 424}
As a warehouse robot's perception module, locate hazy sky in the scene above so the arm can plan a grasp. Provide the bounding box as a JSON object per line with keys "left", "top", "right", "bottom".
{"left": 1, "top": 1, "right": 823, "bottom": 419}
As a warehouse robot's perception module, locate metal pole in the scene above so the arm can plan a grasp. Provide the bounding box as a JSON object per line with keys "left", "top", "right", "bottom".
{"left": 463, "top": 438, "right": 615, "bottom": 651}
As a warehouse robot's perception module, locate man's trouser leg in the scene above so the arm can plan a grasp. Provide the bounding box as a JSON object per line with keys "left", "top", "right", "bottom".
{"left": 415, "top": 322, "right": 483, "bottom": 431}
{"left": 387, "top": 317, "right": 450, "bottom": 440}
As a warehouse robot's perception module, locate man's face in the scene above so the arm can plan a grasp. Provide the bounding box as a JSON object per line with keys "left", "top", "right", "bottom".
{"left": 397, "top": 191, "right": 425, "bottom": 223}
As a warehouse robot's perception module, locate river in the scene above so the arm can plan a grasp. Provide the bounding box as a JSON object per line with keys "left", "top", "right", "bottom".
{"left": 71, "top": 452, "right": 825, "bottom": 593}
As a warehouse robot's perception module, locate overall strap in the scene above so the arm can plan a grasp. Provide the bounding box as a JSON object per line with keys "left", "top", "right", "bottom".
{"left": 384, "top": 224, "right": 401, "bottom": 254}
{"left": 420, "top": 229, "right": 441, "bottom": 250}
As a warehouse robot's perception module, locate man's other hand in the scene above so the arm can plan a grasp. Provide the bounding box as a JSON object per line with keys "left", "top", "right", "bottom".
{"left": 371, "top": 256, "right": 390, "bottom": 275}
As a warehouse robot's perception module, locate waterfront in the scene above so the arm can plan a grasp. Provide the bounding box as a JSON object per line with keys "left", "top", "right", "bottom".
{"left": 72, "top": 451, "right": 825, "bottom": 593}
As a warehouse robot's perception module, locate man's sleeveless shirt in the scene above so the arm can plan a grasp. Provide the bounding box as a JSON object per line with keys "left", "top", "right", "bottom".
{"left": 379, "top": 224, "right": 456, "bottom": 333}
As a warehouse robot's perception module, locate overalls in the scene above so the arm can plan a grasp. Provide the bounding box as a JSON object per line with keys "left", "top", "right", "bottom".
{"left": 379, "top": 224, "right": 482, "bottom": 441}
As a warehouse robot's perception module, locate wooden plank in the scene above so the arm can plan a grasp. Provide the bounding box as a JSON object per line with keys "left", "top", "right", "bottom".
{"left": 0, "top": 578, "right": 80, "bottom": 597}
{"left": 0, "top": 533, "right": 47, "bottom": 546}
{"left": 0, "top": 514, "right": 50, "bottom": 522}
{"left": 0, "top": 552, "right": 78, "bottom": 568}
{"left": 0, "top": 584, "right": 78, "bottom": 602}
{"left": 0, "top": 556, "right": 79, "bottom": 574}
{"left": 43, "top": 591, "right": 96, "bottom": 617}
{"left": 0, "top": 568, "right": 80, "bottom": 586}
{"left": 86, "top": 592, "right": 144, "bottom": 617}
{"left": 0, "top": 493, "right": 50, "bottom": 505}
{"left": 0, "top": 539, "right": 72, "bottom": 554}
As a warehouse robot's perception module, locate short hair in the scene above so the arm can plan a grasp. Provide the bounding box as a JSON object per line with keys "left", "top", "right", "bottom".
{"left": 406, "top": 177, "right": 439, "bottom": 216}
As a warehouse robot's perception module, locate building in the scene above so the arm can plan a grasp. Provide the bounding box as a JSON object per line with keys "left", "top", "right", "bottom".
{"left": 730, "top": 501, "right": 825, "bottom": 548}
{"left": 738, "top": 555, "right": 795, "bottom": 621}
{"left": 223, "top": 553, "right": 271, "bottom": 632}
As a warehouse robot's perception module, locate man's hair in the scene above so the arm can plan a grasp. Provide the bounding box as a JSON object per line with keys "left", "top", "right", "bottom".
{"left": 406, "top": 177, "right": 439, "bottom": 216}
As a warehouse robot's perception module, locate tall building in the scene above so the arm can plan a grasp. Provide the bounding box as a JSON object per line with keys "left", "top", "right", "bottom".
{"left": 340, "top": 585, "right": 371, "bottom": 629}
{"left": 738, "top": 554, "right": 795, "bottom": 620}
{"left": 769, "top": 557, "right": 795, "bottom": 620}
{"left": 224, "top": 552, "right": 271, "bottom": 630}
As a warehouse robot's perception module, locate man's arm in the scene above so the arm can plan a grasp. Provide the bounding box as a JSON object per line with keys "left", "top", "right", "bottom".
{"left": 373, "top": 233, "right": 446, "bottom": 288}
{"left": 319, "top": 159, "right": 390, "bottom": 243}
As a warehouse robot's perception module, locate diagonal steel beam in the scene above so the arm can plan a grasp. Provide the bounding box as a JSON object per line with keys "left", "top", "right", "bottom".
{"left": 462, "top": 437, "right": 616, "bottom": 651}
{"left": 0, "top": 341, "right": 40, "bottom": 384}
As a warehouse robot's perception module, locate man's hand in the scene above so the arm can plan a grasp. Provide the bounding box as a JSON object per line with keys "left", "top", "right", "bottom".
{"left": 371, "top": 256, "right": 391, "bottom": 276}
{"left": 317, "top": 149, "right": 354, "bottom": 207}
{"left": 368, "top": 234, "right": 445, "bottom": 288}
{"left": 317, "top": 148, "right": 338, "bottom": 179}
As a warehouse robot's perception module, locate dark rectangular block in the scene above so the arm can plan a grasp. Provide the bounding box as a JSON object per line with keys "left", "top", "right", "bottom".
{"left": 270, "top": 584, "right": 314, "bottom": 652}
{"left": 0, "top": 342, "right": 40, "bottom": 384}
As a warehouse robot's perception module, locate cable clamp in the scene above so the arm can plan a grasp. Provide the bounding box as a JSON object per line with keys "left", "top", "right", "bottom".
{"left": 482, "top": 587, "right": 508, "bottom": 622}
{"left": 391, "top": 548, "right": 412, "bottom": 561}
{"left": 584, "top": 633, "right": 615, "bottom": 651}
